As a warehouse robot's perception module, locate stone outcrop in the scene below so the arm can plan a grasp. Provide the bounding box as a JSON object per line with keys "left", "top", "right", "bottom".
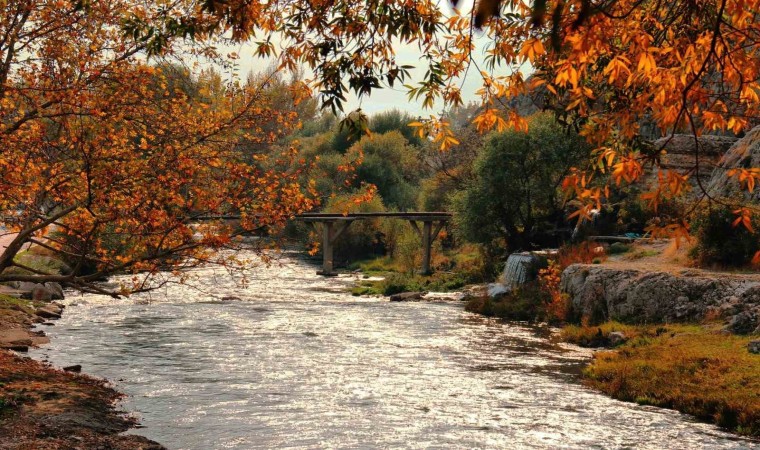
{"left": 561, "top": 264, "right": 760, "bottom": 334}
{"left": 389, "top": 291, "right": 425, "bottom": 302}
{"left": 707, "top": 125, "right": 760, "bottom": 202}
{"left": 647, "top": 134, "right": 738, "bottom": 192}
{"left": 7, "top": 281, "right": 64, "bottom": 301}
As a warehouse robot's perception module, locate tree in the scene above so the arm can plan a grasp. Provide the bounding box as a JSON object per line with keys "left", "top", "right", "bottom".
{"left": 0, "top": 1, "right": 317, "bottom": 295}
{"left": 452, "top": 114, "right": 590, "bottom": 253}
{"left": 158, "top": 0, "right": 760, "bottom": 243}
{"left": 347, "top": 131, "right": 425, "bottom": 210}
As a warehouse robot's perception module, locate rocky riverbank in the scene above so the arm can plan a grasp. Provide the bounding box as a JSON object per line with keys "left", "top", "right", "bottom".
{"left": 0, "top": 294, "right": 164, "bottom": 449}
{"left": 561, "top": 263, "right": 760, "bottom": 333}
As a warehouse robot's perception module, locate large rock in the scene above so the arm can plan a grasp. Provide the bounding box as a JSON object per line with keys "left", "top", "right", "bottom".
{"left": 35, "top": 303, "right": 63, "bottom": 319}
{"left": 561, "top": 264, "right": 760, "bottom": 332}
{"left": 389, "top": 291, "right": 425, "bottom": 302}
{"left": 649, "top": 134, "right": 738, "bottom": 192}
{"left": 707, "top": 126, "right": 760, "bottom": 202}
{"left": 9, "top": 281, "right": 64, "bottom": 301}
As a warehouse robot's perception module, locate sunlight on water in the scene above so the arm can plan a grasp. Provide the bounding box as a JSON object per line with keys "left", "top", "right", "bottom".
{"left": 31, "top": 253, "right": 758, "bottom": 450}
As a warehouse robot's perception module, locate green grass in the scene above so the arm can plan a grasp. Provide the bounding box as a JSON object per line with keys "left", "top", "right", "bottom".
{"left": 464, "top": 283, "right": 553, "bottom": 322}
{"left": 565, "top": 322, "right": 760, "bottom": 436}
{"left": 349, "top": 246, "right": 489, "bottom": 296}
{"left": 0, "top": 294, "right": 38, "bottom": 315}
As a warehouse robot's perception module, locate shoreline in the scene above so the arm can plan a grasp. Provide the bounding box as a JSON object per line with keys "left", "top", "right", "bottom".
{"left": 0, "top": 294, "right": 165, "bottom": 449}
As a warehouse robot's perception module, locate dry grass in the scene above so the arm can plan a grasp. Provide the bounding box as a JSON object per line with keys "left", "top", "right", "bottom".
{"left": 565, "top": 323, "right": 760, "bottom": 436}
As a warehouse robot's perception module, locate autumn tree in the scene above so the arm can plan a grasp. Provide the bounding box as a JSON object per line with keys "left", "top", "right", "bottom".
{"left": 0, "top": 1, "right": 317, "bottom": 295}
{"left": 145, "top": 0, "right": 760, "bottom": 246}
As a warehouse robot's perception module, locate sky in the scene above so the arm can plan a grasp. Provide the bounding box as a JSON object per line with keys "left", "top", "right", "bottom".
{"left": 221, "top": 2, "right": 494, "bottom": 117}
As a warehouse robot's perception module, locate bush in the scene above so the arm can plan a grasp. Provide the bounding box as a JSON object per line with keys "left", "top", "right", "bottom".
{"left": 465, "top": 283, "right": 551, "bottom": 321}
{"left": 691, "top": 203, "right": 760, "bottom": 268}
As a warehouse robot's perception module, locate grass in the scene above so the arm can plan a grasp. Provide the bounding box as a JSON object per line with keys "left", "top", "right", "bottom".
{"left": 0, "top": 294, "right": 38, "bottom": 316}
{"left": 563, "top": 322, "right": 760, "bottom": 436}
{"left": 350, "top": 270, "right": 480, "bottom": 296}
{"left": 348, "top": 246, "right": 489, "bottom": 296}
{"left": 464, "top": 284, "right": 551, "bottom": 322}
{"left": 624, "top": 249, "right": 661, "bottom": 260}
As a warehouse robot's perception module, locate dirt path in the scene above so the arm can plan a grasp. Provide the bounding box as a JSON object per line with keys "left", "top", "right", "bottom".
{"left": 601, "top": 239, "right": 760, "bottom": 281}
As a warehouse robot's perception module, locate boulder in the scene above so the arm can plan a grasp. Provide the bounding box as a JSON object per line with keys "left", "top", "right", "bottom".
{"left": 63, "top": 364, "right": 82, "bottom": 373}
{"left": 44, "top": 282, "right": 64, "bottom": 300}
{"left": 11, "top": 281, "right": 64, "bottom": 301}
{"left": 35, "top": 304, "right": 63, "bottom": 319}
{"left": 608, "top": 331, "right": 628, "bottom": 346}
{"left": 725, "top": 309, "right": 760, "bottom": 335}
{"left": 561, "top": 264, "right": 760, "bottom": 332}
{"left": 648, "top": 134, "right": 738, "bottom": 193}
{"left": 487, "top": 283, "right": 510, "bottom": 299}
{"left": 706, "top": 126, "right": 760, "bottom": 202}
{"left": 389, "top": 291, "right": 425, "bottom": 302}
{"left": 749, "top": 341, "right": 760, "bottom": 354}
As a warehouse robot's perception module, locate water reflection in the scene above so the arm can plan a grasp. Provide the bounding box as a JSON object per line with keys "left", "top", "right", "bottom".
{"left": 31, "top": 253, "right": 758, "bottom": 450}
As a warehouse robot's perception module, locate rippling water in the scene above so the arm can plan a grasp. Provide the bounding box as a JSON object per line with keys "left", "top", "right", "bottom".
{"left": 30, "top": 252, "right": 758, "bottom": 449}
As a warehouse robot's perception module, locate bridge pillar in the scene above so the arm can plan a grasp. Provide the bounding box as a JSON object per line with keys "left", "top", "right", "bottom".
{"left": 422, "top": 221, "right": 432, "bottom": 275}
{"left": 409, "top": 220, "right": 446, "bottom": 275}
{"left": 316, "top": 220, "right": 353, "bottom": 276}
{"left": 319, "top": 221, "right": 335, "bottom": 276}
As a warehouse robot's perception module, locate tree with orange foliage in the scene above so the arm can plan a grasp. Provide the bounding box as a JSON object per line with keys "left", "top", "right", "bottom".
{"left": 149, "top": 0, "right": 760, "bottom": 248}
{"left": 0, "top": 1, "right": 317, "bottom": 295}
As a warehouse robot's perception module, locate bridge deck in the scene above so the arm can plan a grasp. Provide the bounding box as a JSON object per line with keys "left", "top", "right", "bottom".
{"left": 295, "top": 212, "right": 451, "bottom": 222}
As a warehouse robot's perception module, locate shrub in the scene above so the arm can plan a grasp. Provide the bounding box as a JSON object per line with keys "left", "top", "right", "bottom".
{"left": 691, "top": 203, "right": 760, "bottom": 268}
{"left": 465, "top": 283, "right": 550, "bottom": 321}
{"left": 556, "top": 241, "right": 604, "bottom": 268}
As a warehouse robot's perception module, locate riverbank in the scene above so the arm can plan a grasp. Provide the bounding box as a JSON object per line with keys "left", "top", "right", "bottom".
{"left": 465, "top": 295, "right": 760, "bottom": 436}
{"left": 0, "top": 295, "right": 164, "bottom": 449}
{"left": 562, "top": 322, "right": 760, "bottom": 436}
{"left": 456, "top": 239, "right": 760, "bottom": 438}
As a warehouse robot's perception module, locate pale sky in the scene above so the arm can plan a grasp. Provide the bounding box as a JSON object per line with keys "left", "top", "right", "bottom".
{"left": 221, "top": 2, "right": 498, "bottom": 117}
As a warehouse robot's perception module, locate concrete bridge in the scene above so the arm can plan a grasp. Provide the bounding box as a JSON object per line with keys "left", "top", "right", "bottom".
{"left": 295, "top": 212, "right": 452, "bottom": 276}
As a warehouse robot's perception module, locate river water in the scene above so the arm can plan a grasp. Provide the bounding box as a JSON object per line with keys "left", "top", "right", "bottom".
{"left": 30, "top": 252, "right": 757, "bottom": 449}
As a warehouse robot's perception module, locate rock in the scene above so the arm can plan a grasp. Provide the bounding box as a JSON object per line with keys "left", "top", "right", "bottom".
{"left": 561, "top": 264, "right": 760, "bottom": 328}
{"left": 11, "top": 281, "right": 63, "bottom": 301}
{"left": 63, "top": 364, "right": 82, "bottom": 373}
{"left": 389, "top": 292, "right": 425, "bottom": 302}
{"left": 44, "top": 282, "right": 64, "bottom": 300}
{"left": 487, "top": 283, "right": 510, "bottom": 299}
{"left": 0, "top": 327, "right": 34, "bottom": 351}
{"left": 707, "top": 126, "right": 760, "bottom": 202}
{"left": 220, "top": 296, "right": 241, "bottom": 301}
{"left": 35, "top": 304, "right": 63, "bottom": 319}
{"left": 725, "top": 310, "right": 759, "bottom": 335}
{"left": 749, "top": 341, "right": 760, "bottom": 354}
{"left": 649, "top": 134, "right": 738, "bottom": 194}
{"left": 608, "top": 331, "right": 628, "bottom": 346}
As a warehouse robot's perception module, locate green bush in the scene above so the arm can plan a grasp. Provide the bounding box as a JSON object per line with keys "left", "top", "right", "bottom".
{"left": 691, "top": 203, "right": 760, "bottom": 268}
{"left": 464, "top": 283, "right": 551, "bottom": 322}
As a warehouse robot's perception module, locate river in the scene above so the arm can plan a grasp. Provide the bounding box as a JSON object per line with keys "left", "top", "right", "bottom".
{"left": 30, "top": 252, "right": 758, "bottom": 449}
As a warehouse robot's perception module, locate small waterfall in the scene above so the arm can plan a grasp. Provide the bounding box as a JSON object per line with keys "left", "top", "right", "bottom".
{"left": 500, "top": 253, "right": 539, "bottom": 288}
